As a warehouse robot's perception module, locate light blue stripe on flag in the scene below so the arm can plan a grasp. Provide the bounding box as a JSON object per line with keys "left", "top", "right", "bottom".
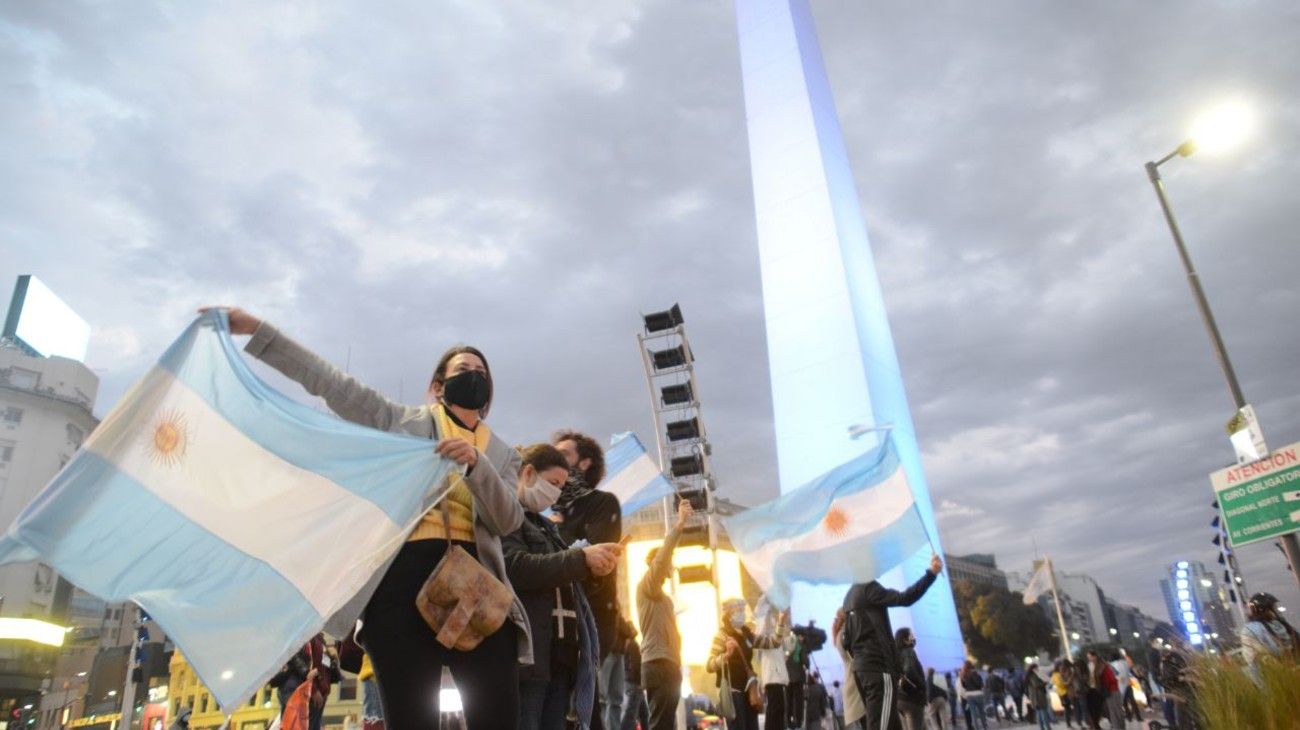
{"left": 721, "top": 435, "right": 931, "bottom": 607}
{"left": 603, "top": 433, "right": 675, "bottom": 516}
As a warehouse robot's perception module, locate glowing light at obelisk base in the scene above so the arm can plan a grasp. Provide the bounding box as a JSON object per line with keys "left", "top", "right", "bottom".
{"left": 734, "top": 0, "right": 966, "bottom": 671}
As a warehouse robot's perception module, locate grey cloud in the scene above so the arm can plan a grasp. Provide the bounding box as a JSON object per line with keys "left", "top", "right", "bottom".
{"left": 2, "top": 0, "right": 1299, "bottom": 620}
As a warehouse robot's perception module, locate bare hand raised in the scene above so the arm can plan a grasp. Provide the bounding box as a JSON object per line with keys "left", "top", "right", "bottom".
{"left": 197, "top": 306, "right": 262, "bottom": 336}
{"left": 675, "top": 498, "right": 694, "bottom": 528}
{"left": 929, "top": 554, "right": 943, "bottom": 575}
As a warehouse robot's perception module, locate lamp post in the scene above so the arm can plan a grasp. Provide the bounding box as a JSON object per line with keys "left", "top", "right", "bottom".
{"left": 1144, "top": 102, "right": 1300, "bottom": 589}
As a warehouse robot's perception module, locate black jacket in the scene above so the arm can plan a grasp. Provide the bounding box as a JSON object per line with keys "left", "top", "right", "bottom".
{"left": 898, "top": 646, "right": 926, "bottom": 704}
{"left": 503, "top": 512, "right": 593, "bottom": 682}
{"left": 842, "top": 570, "right": 937, "bottom": 675}
{"left": 557, "top": 489, "right": 622, "bottom": 656}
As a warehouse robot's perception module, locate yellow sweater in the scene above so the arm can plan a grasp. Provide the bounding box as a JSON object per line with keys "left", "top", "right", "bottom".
{"left": 406, "top": 405, "right": 488, "bottom": 543}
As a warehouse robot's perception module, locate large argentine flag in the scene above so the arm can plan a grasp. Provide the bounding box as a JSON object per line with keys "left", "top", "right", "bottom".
{"left": 0, "top": 311, "right": 454, "bottom": 711}
{"left": 603, "top": 433, "right": 675, "bottom": 517}
{"left": 721, "top": 435, "right": 930, "bottom": 608}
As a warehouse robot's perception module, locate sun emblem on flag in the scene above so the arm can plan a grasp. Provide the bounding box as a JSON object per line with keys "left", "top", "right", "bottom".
{"left": 823, "top": 505, "right": 849, "bottom": 537}
{"left": 146, "top": 409, "right": 189, "bottom": 467}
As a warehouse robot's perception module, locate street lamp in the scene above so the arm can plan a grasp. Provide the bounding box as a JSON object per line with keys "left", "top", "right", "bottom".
{"left": 1144, "top": 102, "right": 1300, "bottom": 589}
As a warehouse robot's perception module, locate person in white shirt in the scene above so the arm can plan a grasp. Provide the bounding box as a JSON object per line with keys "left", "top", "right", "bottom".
{"left": 754, "top": 599, "right": 792, "bottom": 730}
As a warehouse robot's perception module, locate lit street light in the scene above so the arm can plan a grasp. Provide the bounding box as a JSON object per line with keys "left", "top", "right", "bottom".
{"left": 1144, "top": 101, "right": 1300, "bottom": 589}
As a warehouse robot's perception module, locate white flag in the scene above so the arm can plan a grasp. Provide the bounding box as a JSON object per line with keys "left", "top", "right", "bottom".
{"left": 1022, "top": 562, "right": 1052, "bottom": 605}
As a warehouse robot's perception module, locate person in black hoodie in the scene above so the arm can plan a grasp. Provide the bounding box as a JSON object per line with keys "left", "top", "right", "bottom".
{"left": 842, "top": 554, "right": 943, "bottom": 730}
{"left": 504, "top": 443, "right": 623, "bottom": 730}
{"left": 551, "top": 432, "right": 623, "bottom": 708}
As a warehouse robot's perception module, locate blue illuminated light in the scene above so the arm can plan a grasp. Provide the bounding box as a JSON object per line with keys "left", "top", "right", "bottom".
{"left": 1182, "top": 611, "right": 1196, "bottom": 621}
{"left": 1176, "top": 579, "right": 1189, "bottom": 589}
{"left": 1180, "top": 600, "right": 1192, "bottom": 611}
{"left": 1177, "top": 561, "right": 1190, "bottom": 569}
{"left": 1178, "top": 590, "right": 1190, "bottom": 600}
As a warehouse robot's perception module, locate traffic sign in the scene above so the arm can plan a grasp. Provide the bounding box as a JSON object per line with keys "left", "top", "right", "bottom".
{"left": 1210, "top": 441, "right": 1300, "bottom": 547}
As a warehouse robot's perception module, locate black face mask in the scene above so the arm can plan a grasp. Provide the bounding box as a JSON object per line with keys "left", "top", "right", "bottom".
{"left": 442, "top": 370, "right": 490, "bottom": 411}
{"left": 564, "top": 468, "right": 588, "bottom": 492}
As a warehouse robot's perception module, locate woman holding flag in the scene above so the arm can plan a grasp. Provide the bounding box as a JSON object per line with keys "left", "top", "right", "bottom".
{"left": 212, "top": 306, "right": 530, "bottom": 730}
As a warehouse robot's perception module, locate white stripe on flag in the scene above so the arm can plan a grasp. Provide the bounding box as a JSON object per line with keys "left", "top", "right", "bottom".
{"left": 605, "top": 455, "right": 661, "bottom": 502}
{"left": 85, "top": 367, "right": 406, "bottom": 616}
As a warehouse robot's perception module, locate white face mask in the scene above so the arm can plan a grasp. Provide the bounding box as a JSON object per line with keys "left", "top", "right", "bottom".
{"left": 520, "top": 475, "right": 562, "bottom": 512}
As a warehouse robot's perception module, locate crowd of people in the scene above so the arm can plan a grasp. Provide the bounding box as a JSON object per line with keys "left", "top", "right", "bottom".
{"left": 219, "top": 307, "right": 1298, "bottom": 730}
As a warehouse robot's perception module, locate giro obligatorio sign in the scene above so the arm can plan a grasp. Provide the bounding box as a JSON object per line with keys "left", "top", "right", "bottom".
{"left": 1211, "top": 441, "right": 1300, "bottom": 547}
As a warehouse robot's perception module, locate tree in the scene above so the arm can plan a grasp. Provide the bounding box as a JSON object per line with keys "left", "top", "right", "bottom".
{"left": 953, "top": 580, "right": 1054, "bottom": 666}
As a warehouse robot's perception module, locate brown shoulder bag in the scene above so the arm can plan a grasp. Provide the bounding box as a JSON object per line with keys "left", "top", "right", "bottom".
{"left": 414, "top": 493, "right": 513, "bottom": 651}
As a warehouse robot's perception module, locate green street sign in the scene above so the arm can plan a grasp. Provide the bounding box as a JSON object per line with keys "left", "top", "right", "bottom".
{"left": 1210, "top": 442, "right": 1300, "bottom": 547}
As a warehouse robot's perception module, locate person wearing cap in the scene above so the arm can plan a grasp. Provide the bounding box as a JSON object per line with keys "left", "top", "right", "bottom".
{"left": 1240, "top": 591, "right": 1300, "bottom": 682}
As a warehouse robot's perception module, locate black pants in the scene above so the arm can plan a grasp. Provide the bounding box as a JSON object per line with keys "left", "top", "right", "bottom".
{"left": 730, "top": 688, "right": 759, "bottom": 730}
{"left": 854, "top": 671, "right": 902, "bottom": 730}
{"left": 762, "top": 683, "right": 785, "bottom": 730}
{"left": 642, "top": 660, "right": 680, "bottom": 730}
{"left": 1122, "top": 686, "right": 1140, "bottom": 720}
{"left": 1084, "top": 689, "right": 1104, "bottom": 729}
{"left": 788, "top": 680, "right": 805, "bottom": 728}
{"left": 360, "top": 539, "right": 519, "bottom": 730}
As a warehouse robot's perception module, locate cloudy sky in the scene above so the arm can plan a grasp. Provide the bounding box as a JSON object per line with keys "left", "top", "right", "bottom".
{"left": 4, "top": 0, "right": 1299, "bottom": 621}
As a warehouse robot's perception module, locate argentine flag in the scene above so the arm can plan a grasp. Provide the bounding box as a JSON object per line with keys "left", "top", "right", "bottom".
{"left": 603, "top": 433, "right": 675, "bottom": 517}
{"left": 0, "top": 311, "right": 454, "bottom": 711}
{"left": 721, "top": 435, "right": 931, "bottom": 608}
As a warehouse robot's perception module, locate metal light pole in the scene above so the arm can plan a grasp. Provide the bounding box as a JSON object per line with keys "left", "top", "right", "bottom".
{"left": 1145, "top": 136, "right": 1300, "bottom": 590}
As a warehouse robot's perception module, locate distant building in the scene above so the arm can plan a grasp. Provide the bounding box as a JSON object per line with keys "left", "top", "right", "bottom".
{"left": 945, "top": 553, "right": 1009, "bottom": 591}
{"left": 1160, "top": 560, "right": 1238, "bottom": 650}
{"left": 0, "top": 304, "right": 100, "bottom": 714}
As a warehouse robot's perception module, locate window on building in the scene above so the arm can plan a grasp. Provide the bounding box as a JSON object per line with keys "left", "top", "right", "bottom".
{"left": 200, "top": 694, "right": 208, "bottom": 713}
{"left": 2, "top": 407, "right": 21, "bottom": 426}
{"left": 0, "top": 441, "right": 13, "bottom": 464}
{"left": 338, "top": 679, "right": 357, "bottom": 701}
{"left": 66, "top": 424, "right": 84, "bottom": 449}
{"left": 173, "top": 699, "right": 181, "bottom": 717}
{"left": 8, "top": 369, "right": 38, "bottom": 389}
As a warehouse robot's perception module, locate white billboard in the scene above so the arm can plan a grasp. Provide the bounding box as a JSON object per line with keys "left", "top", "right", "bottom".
{"left": 3, "top": 275, "right": 91, "bottom": 362}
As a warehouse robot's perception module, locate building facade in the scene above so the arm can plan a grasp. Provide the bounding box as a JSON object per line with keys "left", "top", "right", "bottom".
{"left": 166, "top": 653, "right": 361, "bottom": 730}
{"left": 1160, "top": 560, "right": 1238, "bottom": 650}
{"left": 945, "top": 553, "right": 1010, "bottom": 591}
{"left": 0, "top": 346, "right": 100, "bottom": 716}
